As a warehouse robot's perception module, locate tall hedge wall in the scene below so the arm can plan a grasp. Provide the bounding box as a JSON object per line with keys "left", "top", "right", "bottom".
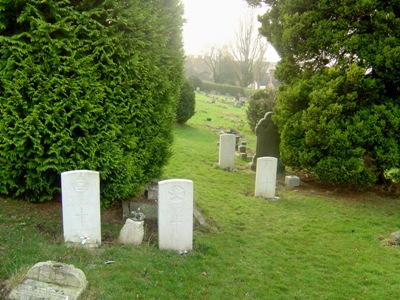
{"left": 0, "top": 0, "right": 184, "bottom": 206}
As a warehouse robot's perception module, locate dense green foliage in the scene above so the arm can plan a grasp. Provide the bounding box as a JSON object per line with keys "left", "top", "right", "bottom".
{"left": 248, "top": 0, "right": 400, "bottom": 184}
{"left": 0, "top": 0, "right": 184, "bottom": 205}
{"left": 176, "top": 78, "right": 196, "bottom": 124}
{"left": 246, "top": 88, "right": 278, "bottom": 132}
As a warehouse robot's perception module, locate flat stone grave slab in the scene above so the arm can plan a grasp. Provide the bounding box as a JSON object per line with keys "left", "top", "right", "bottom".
{"left": 8, "top": 261, "right": 87, "bottom": 300}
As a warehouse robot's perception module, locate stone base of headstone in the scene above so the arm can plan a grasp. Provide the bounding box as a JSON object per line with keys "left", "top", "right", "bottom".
{"left": 285, "top": 175, "right": 300, "bottom": 188}
{"left": 65, "top": 242, "right": 99, "bottom": 249}
{"left": 8, "top": 261, "right": 87, "bottom": 300}
{"left": 240, "top": 153, "right": 248, "bottom": 161}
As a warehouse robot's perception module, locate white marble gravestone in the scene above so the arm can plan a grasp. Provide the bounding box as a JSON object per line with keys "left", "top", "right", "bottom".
{"left": 219, "top": 134, "right": 236, "bottom": 169}
{"left": 255, "top": 157, "right": 278, "bottom": 198}
{"left": 61, "top": 170, "right": 101, "bottom": 246}
{"left": 158, "top": 179, "right": 193, "bottom": 251}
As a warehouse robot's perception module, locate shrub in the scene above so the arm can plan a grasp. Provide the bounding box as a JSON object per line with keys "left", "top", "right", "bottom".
{"left": 176, "top": 78, "right": 196, "bottom": 125}
{"left": 274, "top": 64, "right": 400, "bottom": 185}
{"left": 188, "top": 76, "right": 202, "bottom": 91}
{"left": 246, "top": 88, "right": 278, "bottom": 132}
{"left": 0, "top": 0, "right": 184, "bottom": 206}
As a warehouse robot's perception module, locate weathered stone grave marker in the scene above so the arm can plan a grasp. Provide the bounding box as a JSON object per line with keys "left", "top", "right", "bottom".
{"left": 285, "top": 175, "right": 300, "bottom": 188}
{"left": 255, "top": 157, "right": 278, "bottom": 199}
{"left": 8, "top": 261, "right": 87, "bottom": 300}
{"left": 158, "top": 179, "right": 193, "bottom": 251}
{"left": 61, "top": 170, "right": 101, "bottom": 246}
{"left": 219, "top": 134, "right": 236, "bottom": 169}
{"left": 251, "top": 112, "right": 281, "bottom": 171}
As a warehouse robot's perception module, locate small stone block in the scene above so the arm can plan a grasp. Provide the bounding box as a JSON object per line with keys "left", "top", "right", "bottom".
{"left": 285, "top": 175, "right": 300, "bottom": 188}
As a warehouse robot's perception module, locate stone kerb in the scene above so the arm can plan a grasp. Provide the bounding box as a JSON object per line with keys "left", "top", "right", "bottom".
{"left": 158, "top": 179, "right": 193, "bottom": 251}
{"left": 61, "top": 170, "right": 101, "bottom": 246}
{"left": 219, "top": 134, "right": 236, "bottom": 169}
{"left": 8, "top": 261, "right": 87, "bottom": 300}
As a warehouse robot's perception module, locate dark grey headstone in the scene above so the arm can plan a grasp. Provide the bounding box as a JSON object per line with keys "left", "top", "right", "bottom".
{"left": 250, "top": 112, "right": 282, "bottom": 172}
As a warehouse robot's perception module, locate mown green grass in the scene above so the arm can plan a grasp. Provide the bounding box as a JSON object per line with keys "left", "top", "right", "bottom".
{"left": 1, "top": 93, "right": 400, "bottom": 299}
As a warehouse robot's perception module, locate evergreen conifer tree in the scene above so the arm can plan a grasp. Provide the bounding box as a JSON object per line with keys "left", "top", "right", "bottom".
{"left": 0, "top": 0, "right": 184, "bottom": 205}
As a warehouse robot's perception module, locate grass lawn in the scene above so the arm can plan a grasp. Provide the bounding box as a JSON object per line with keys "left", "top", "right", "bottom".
{"left": 1, "top": 93, "right": 400, "bottom": 299}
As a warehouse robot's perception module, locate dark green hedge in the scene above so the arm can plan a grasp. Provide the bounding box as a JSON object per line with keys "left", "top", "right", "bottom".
{"left": 200, "top": 81, "right": 248, "bottom": 97}
{"left": 0, "top": 0, "right": 184, "bottom": 206}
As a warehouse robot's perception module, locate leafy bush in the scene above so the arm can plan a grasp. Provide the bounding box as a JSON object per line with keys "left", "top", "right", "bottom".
{"left": 0, "top": 0, "right": 184, "bottom": 206}
{"left": 274, "top": 64, "right": 400, "bottom": 185}
{"left": 176, "top": 78, "right": 196, "bottom": 125}
{"left": 188, "top": 76, "right": 202, "bottom": 90}
{"left": 246, "top": 88, "right": 278, "bottom": 132}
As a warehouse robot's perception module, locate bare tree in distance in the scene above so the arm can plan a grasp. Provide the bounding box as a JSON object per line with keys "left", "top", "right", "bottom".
{"left": 230, "top": 7, "right": 268, "bottom": 88}
{"left": 203, "top": 45, "right": 223, "bottom": 83}
{"left": 202, "top": 44, "right": 236, "bottom": 84}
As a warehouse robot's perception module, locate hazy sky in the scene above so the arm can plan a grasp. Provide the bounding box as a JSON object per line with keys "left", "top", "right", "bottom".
{"left": 181, "top": 0, "right": 280, "bottom": 62}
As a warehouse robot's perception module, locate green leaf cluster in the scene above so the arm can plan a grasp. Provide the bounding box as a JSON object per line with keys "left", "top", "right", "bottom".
{"left": 249, "top": 0, "right": 400, "bottom": 185}
{"left": 0, "top": 0, "right": 184, "bottom": 205}
{"left": 246, "top": 88, "right": 278, "bottom": 132}
{"left": 176, "top": 78, "right": 196, "bottom": 125}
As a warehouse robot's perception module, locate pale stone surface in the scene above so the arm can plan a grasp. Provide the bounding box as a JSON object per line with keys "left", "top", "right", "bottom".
{"left": 118, "top": 219, "right": 144, "bottom": 246}
{"left": 218, "top": 134, "right": 236, "bottom": 169}
{"left": 8, "top": 261, "right": 87, "bottom": 300}
{"left": 255, "top": 157, "right": 278, "bottom": 198}
{"left": 61, "top": 170, "right": 101, "bottom": 246}
{"left": 285, "top": 175, "right": 300, "bottom": 188}
{"left": 251, "top": 112, "right": 281, "bottom": 171}
{"left": 158, "top": 179, "right": 193, "bottom": 251}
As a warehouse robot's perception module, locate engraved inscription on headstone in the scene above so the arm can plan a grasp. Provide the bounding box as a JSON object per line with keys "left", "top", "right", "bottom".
{"left": 61, "top": 170, "right": 101, "bottom": 246}
{"left": 158, "top": 179, "right": 193, "bottom": 251}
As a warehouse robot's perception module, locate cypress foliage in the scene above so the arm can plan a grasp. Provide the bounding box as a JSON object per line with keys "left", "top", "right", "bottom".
{"left": 0, "top": 0, "right": 184, "bottom": 205}
{"left": 176, "top": 78, "right": 196, "bottom": 125}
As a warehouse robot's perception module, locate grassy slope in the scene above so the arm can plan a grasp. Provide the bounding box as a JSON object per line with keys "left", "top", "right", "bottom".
{"left": 1, "top": 93, "right": 400, "bottom": 299}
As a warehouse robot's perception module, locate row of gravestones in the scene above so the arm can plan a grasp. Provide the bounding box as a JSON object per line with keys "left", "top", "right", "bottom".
{"left": 218, "top": 111, "right": 300, "bottom": 197}
{"left": 61, "top": 171, "right": 193, "bottom": 251}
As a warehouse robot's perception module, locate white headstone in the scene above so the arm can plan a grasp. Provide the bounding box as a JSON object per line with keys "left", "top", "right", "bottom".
{"left": 61, "top": 170, "right": 101, "bottom": 246}
{"left": 158, "top": 179, "right": 193, "bottom": 251}
{"left": 219, "top": 134, "right": 236, "bottom": 169}
{"left": 255, "top": 157, "right": 278, "bottom": 198}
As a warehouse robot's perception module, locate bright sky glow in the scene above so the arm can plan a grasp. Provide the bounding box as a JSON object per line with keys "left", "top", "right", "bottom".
{"left": 181, "top": 0, "right": 280, "bottom": 62}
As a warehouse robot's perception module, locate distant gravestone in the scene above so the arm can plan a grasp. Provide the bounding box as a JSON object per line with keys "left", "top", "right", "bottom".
{"left": 219, "top": 134, "right": 236, "bottom": 169}
{"left": 8, "top": 261, "right": 87, "bottom": 300}
{"left": 61, "top": 170, "right": 101, "bottom": 246}
{"left": 255, "top": 157, "right": 278, "bottom": 199}
{"left": 251, "top": 112, "right": 281, "bottom": 171}
{"left": 158, "top": 179, "right": 193, "bottom": 251}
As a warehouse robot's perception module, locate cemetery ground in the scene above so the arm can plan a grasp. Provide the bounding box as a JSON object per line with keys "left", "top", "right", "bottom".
{"left": 1, "top": 93, "right": 400, "bottom": 299}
